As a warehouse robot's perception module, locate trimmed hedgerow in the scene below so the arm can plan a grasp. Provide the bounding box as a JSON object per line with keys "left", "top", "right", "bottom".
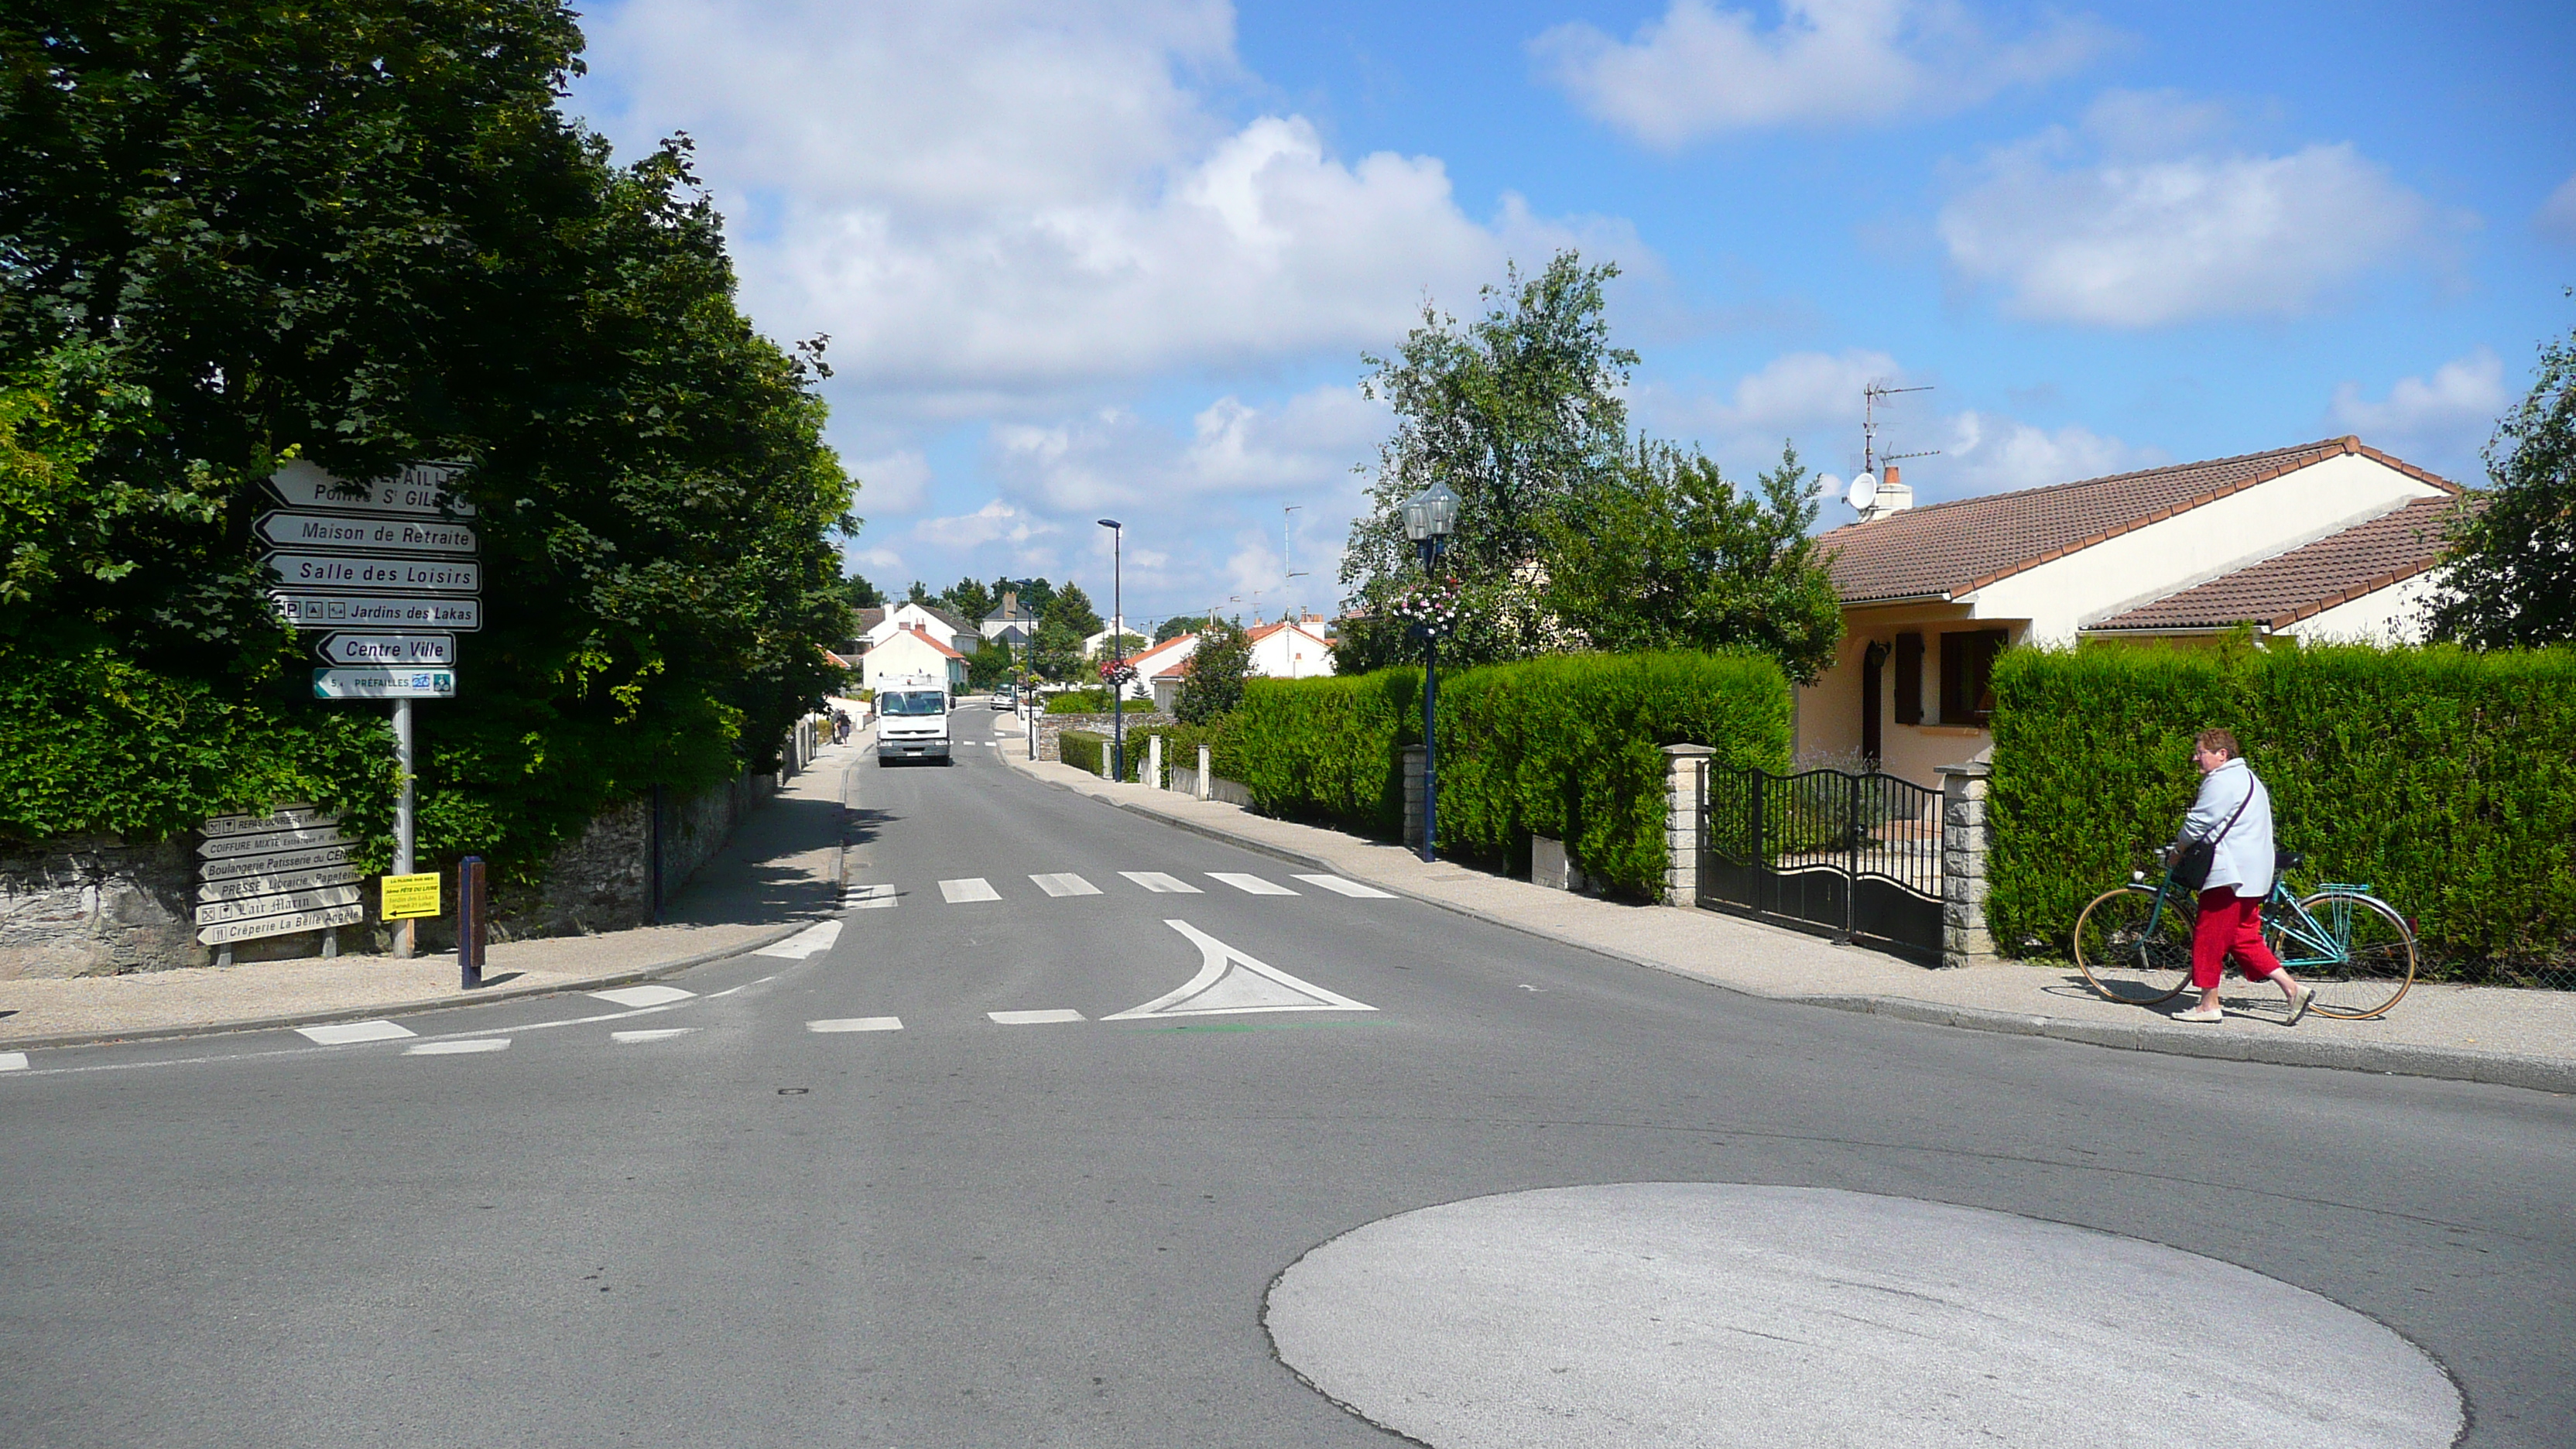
{"left": 1057, "top": 729, "right": 1108, "bottom": 777}
{"left": 1221, "top": 652, "right": 1791, "bottom": 899}
{"left": 1988, "top": 641, "right": 2576, "bottom": 982}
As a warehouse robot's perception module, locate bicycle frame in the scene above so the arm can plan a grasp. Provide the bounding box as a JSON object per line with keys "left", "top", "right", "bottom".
{"left": 2135, "top": 857, "right": 2374, "bottom": 973}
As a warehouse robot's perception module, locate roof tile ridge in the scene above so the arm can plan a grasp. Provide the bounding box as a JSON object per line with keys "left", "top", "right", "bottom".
{"left": 2344, "top": 439, "right": 2466, "bottom": 495}
{"left": 1819, "top": 437, "right": 2355, "bottom": 547}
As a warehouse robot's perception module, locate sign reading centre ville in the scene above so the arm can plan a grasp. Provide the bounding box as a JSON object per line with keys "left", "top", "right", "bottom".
{"left": 316, "top": 632, "right": 456, "bottom": 666}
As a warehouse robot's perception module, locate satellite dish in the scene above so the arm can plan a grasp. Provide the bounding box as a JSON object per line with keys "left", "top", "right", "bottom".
{"left": 1846, "top": 471, "right": 1879, "bottom": 511}
{"left": 1814, "top": 473, "right": 1842, "bottom": 500}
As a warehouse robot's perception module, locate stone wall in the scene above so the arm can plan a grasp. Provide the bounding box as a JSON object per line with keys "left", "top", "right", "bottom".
{"left": 0, "top": 834, "right": 200, "bottom": 979}
{"left": 1029, "top": 709, "right": 1168, "bottom": 765}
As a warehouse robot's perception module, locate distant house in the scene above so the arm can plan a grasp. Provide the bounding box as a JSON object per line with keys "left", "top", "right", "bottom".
{"left": 861, "top": 625, "right": 968, "bottom": 694}
{"left": 980, "top": 591, "right": 1040, "bottom": 649}
{"left": 850, "top": 601, "right": 978, "bottom": 657}
{"left": 1803, "top": 437, "right": 2465, "bottom": 786}
{"left": 1084, "top": 622, "right": 1147, "bottom": 659}
{"left": 1129, "top": 634, "right": 1197, "bottom": 709}
{"left": 1247, "top": 617, "right": 1335, "bottom": 680}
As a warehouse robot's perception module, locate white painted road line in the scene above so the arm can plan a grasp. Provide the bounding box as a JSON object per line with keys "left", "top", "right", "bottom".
{"left": 591, "top": 984, "right": 697, "bottom": 1007}
{"left": 940, "top": 877, "right": 1002, "bottom": 903}
{"left": 0, "top": 1052, "right": 27, "bottom": 1072}
{"left": 611, "top": 1028, "right": 697, "bottom": 1044}
{"left": 755, "top": 920, "right": 844, "bottom": 959}
{"left": 1031, "top": 872, "right": 1101, "bottom": 897}
{"left": 808, "top": 1017, "right": 904, "bottom": 1033}
{"left": 1105, "top": 920, "right": 1379, "bottom": 1020}
{"left": 1209, "top": 872, "right": 1299, "bottom": 896}
{"left": 988, "top": 1009, "right": 1087, "bottom": 1025}
{"left": 406, "top": 1039, "right": 510, "bottom": 1056}
{"left": 296, "top": 1019, "right": 416, "bottom": 1045}
{"left": 845, "top": 882, "right": 897, "bottom": 909}
{"left": 1121, "top": 871, "right": 1202, "bottom": 894}
{"left": 1294, "top": 874, "right": 1397, "bottom": 899}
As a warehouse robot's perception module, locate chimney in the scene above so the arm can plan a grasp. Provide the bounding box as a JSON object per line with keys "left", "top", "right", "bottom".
{"left": 1868, "top": 462, "right": 1914, "bottom": 517}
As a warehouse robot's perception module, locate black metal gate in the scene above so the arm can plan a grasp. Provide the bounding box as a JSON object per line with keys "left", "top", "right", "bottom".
{"left": 1700, "top": 766, "right": 1944, "bottom": 966}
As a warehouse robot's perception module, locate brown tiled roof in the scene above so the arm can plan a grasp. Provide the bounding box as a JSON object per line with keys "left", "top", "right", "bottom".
{"left": 2086, "top": 496, "right": 2470, "bottom": 632}
{"left": 1821, "top": 437, "right": 2461, "bottom": 605}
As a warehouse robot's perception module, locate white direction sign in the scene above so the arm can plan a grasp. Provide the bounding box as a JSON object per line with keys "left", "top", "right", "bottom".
{"left": 313, "top": 666, "right": 456, "bottom": 699}
{"left": 198, "top": 862, "right": 361, "bottom": 903}
{"left": 267, "top": 553, "right": 479, "bottom": 594}
{"left": 195, "top": 883, "right": 364, "bottom": 927}
{"left": 200, "top": 841, "right": 354, "bottom": 882}
{"left": 200, "top": 803, "right": 326, "bottom": 838}
{"left": 199, "top": 903, "right": 365, "bottom": 947}
{"left": 200, "top": 823, "right": 349, "bottom": 860}
{"left": 272, "top": 593, "right": 482, "bottom": 632}
{"left": 317, "top": 632, "right": 455, "bottom": 666}
{"left": 269, "top": 460, "right": 474, "bottom": 517}
{"left": 258, "top": 511, "right": 478, "bottom": 556}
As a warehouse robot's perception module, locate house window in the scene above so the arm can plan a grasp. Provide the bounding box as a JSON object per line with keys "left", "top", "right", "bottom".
{"left": 1940, "top": 629, "right": 2011, "bottom": 727}
{"left": 1893, "top": 632, "right": 1923, "bottom": 725}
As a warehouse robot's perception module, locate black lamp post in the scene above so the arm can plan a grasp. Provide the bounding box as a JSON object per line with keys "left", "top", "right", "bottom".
{"left": 1005, "top": 577, "right": 1040, "bottom": 760}
{"left": 1098, "top": 518, "right": 1125, "bottom": 781}
{"left": 1401, "top": 481, "right": 1459, "bottom": 862}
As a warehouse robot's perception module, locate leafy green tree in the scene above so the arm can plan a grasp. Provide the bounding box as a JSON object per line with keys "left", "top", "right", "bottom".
{"left": 905, "top": 580, "right": 933, "bottom": 605}
{"left": 1046, "top": 581, "right": 1104, "bottom": 638}
{"left": 1540, "top": 441, "right": 1845, "bottom": 683}
{"left": 1093, "top": 631, "right": 1146, "bottom": 657}
{"left": 0, "top": 1, "right": 854, "bottom": 866}
{"left": 1175, "top": 619, "right": 1253, "bottom": 724}
{"left": 1156, "top": 614, "right": 1211, "bottom": 642}
{"left": 2428, "top": 304, "right": 2575, "bottom": 648}
{"left": 1028, "top": 617, "right": 1084, "bottom": 681}
{"left": 963, "top": 643, "right": 1013, "bottom": 690}
{"left": 991, "top": 575, "right": 1054, "bottom": 618}
{"left": 840, "top": 573, "right": 886, "bottom": 609}
{"left": 940, "top": 577, "right": 995, "bottom": 626}
{"left": 1336, "top": 251, "right": 1635, "bottom": 672}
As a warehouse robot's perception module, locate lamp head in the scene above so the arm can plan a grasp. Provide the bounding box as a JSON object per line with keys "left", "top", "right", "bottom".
{"left": 1401, "top": 481, "right": 1461, "bottom": 541}
{"left": 1096, "top": 518, "right": 1122, "bottom": 531}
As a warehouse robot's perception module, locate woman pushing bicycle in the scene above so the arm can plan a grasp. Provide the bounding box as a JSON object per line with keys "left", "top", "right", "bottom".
{"left": 2171, "top": 728, "right": 2314, "bottom": 1025}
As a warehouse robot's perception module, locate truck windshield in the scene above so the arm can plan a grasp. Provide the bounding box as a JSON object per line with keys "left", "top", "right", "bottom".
{"left": 881, "top": 691, "right": 946, "bottom": 716}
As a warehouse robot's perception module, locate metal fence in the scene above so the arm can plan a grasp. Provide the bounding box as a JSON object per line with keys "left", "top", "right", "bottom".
{"left": 1700, "top": 766, "right": 1944, "bottom": 965}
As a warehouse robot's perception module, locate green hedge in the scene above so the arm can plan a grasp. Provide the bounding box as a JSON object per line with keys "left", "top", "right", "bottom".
{"left": 1058, "top": 729, "right": 1107, "bottom": 776}
{"left": 1989, "top": 642, "right": 2576, "bottom": 981}
{"left": 1109, "top": 721, "right": 1225, "bottom": 784}
{"left": 1222, "top": 653, "right": 1791, "bottom": 899}
{"left": 1046, "top": 689, "right": 1159, "bottom": 715}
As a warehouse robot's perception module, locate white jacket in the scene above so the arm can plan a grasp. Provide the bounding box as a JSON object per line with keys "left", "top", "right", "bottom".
{"left": 2180, "top": 757, "right": 2273, "bottom": 898}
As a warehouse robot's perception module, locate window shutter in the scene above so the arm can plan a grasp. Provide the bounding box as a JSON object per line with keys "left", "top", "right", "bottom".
{"left": 1893, "top": 632, "right": 1923, "bottom": 725}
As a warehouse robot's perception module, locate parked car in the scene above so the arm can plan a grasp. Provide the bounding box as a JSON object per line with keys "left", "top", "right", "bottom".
{"left": 991, "top": 684, "right": 1016, "bottom": 710}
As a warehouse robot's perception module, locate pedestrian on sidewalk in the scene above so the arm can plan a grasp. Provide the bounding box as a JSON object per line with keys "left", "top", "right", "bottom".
{"left": 2171, "top": 728, "right": 2313, "bottom": 1025}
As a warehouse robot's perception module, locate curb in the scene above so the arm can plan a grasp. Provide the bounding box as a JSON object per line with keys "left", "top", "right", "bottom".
{"left": 1046, "top": 762, "right": 2574, "bottom": 1098}
{"left": 0, "top": 917, "right": 820, "bottom": 1053}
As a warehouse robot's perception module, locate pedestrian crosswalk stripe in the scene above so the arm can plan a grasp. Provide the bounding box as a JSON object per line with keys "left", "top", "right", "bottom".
{"left": 1209, "top": 872, "right": 1298, "bottom": 896}
{"left": 591, "top": 984, "right": 697, "bottom": 1007}
{"left": 407, "top": 1039, "right": 509, "bottom": 1055}
{"left": 1030, "top": 872, "right": 1101, "bottom": 897}
{"left": 1121, "top": 871, "right": 1201, "bottom": 894}
{"left": 940, "top": 877, "right": 1002, "bottom": 903}
{"left": 611, "top": 1028, "right": 696, "bottom": 1044}
{"left": 0, "top": 1052, "right": 28, "bottom": 1072}
{"left": 297, "top": 1019, "right": 416, "bottom": 1045}
{"left": 808, "top": 1016, "right": 904, "bottom": 1033}
{"left": 755, "top": 920, "right": 843, "bottom": 959}
{"left": 1294, "top": 874, "right": 1396, "bottom": 899}
{"left": 845, "top": 882, "right": 897, "bottom": 909}
{"left": 989, "top": 1009, "right": 1086, "bottom": 1025}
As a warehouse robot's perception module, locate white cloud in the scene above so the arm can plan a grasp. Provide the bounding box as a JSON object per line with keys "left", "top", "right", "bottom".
{"left": 586, "top": 2, "right": 1632, "bottom": 409}
{"left": 1937, "top": 410, "right": 2157, "bottom": 494}
{"left": 844, "top": 544, "right": 908, "bottom": 577}
{"left": 993, "top": 386, "right": 1388, "bottom": 512}
{"left": 2330, "top": 348, "right": 2505, "bottom": 466}
{"left": 2538, "top": 172, "right": 2576, "bottom": 244}
{"left": 850, "top": 450, "right": 933, "bottom": 516}
{"left": 1937, "top": 94, "right": 2454, "bottom": 327}
{"left": 912, "top": 498, "right": 1060, "bottom": 551}
{"left": 1530, "top": 0, "right": 2112, "bottom": 147}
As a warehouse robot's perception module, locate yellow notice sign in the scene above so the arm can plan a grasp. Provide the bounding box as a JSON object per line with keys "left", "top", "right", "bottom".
{"left": 380, "top": 872, "right": 442, "bottom": 920}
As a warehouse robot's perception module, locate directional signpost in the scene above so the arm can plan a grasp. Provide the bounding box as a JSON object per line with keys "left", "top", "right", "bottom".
{"left": 197, "top": 807, "right": 363, "bottom": 961}
{"left": 262, "top": 461, "right": 481, "bottom": 959}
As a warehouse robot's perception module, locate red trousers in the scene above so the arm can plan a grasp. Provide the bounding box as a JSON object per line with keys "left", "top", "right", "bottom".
{"left": 2192, "top": 888, "right": 2283, "bottom": 991}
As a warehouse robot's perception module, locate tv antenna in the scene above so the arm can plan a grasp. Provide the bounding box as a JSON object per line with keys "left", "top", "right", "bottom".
{"left": 1838, "top": 382, "right": 1939, "bottom": 514}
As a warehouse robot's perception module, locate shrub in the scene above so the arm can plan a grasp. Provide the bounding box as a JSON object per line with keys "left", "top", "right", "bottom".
{"left": 1115, "top": 721, "right": 1231, "bottom": 784}
{"left": 1057, "top": 729, "right": 1107, "bottom": 776}
{"left": 1989, "top": 641, "right": 2576, "bottom": 981}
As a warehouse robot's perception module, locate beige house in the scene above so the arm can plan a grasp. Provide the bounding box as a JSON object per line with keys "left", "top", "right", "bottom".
{"left": 1801, "top": 437, "right": 2465, "bottom": 786}
{"left": 859, "top": 625, "right": 968, "bottom": 694}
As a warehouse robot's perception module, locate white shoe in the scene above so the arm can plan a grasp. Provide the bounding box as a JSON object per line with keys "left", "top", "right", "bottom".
{"left": 2172, "top": 1005, "right": 2225, "bottom": 1023}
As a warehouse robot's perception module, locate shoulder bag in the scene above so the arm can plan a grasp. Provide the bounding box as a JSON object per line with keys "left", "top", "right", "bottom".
{"left": 2172, "top": 778, "right": 2255, "bottom": 892}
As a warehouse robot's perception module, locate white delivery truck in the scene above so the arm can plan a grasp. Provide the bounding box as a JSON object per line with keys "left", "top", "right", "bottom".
{"left": 874, "top": 671, "right": 953, "bottom": 765}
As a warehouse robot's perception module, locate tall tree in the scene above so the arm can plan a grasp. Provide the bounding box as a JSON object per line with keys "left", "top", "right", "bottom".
{"left": 1046, "top": 581, "right": 1103, "bottom": 638}
{"left": 1175, "top": 619, "right": 1252, "bottom": 723}
{"left": 1336, "top": 251, "right": 1636, "bottom": 672}
{"left": 940, "top": 577, "right": 994, "bottom": 625}
{"left": 1540, "top": 441, "right": 1845, "bottom": 683}
{"left": 1155, "top": 614, "right": 1211, "bottom": 642}
{"left": 2427, "top": 304, "right": 2575, "bottom": 648}
{"left": 840, "top": 574, "right": 885, "bottom": 609}
{"left": 904, "top": 580, "right": 933, "bottom": 605}
{"left": 991, "top": 575, "right": 1054, "bottom": 619}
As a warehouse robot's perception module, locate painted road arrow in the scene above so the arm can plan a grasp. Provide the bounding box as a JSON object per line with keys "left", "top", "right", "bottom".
{"left": 265, "top": 554, "right": 479, "bottom": 593}
{"left": 315, "top": 632, "right": 455, "bottom": 666}
{"left": 272, "top": 593, "right": 482, "bottom": 632}
{"left": 1103, "top": 920, "right": 1378, "bottom": 1020}
{"left": 257, "top": 511, "right": 478, "bottom": 556}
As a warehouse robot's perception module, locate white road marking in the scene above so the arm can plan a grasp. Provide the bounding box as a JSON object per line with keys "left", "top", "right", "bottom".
{"left": 755, "top": 920, "right": 843, "bottom": 959}
{"left": 591, "top": 984, "right": 697, "bottom": 1007}
{"left": 940, "top": 877, "right": 1002, "bottom": 903}
{"left": 845, "top": 882, "right": 897, "bottom": 910}
{"left": 406, "top": 1039, "right": 510, "bottom": 1055}
{"left": 1121, "top": 871, "right": 1202, "bottom": 894}
{"left": 1294, "top": 873, "right": 1396, "bottom": 899}
{"left": 1105, "top": 920, "right": 1379, "bottom": 1020}
{"left": 988, "top": 1009, "right": 1086, "bottom": 1025}
{"left": 808, "top": 1016, "right": 904, "bottom": 1033}
{"left": 1209, "top": 872, "right": 1298, "bottom": 896}
{"left": 1030, "top": 872, "right": 1101, "bottom": 897}
{"left": 611, "top": 1028, "right": 697, "bottom": 1044}
{"left": 296, "top": 1019, "right": 416, "bottom": 1045}
{"left": 0, "top": 1052, "right": 27, "bottom": 1071}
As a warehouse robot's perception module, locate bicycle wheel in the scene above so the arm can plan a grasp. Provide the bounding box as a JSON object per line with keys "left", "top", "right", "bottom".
{"left": 2283, "top": 890, "right": 2417, "bottom": 1020}
{"left": 2072, "top": 884, "right": 2195, "bottom": 1006}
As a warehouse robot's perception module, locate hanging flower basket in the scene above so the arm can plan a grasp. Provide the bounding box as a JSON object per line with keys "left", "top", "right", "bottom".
{"left": 1389, "top": 576, "right": 1465, "bottom": 637}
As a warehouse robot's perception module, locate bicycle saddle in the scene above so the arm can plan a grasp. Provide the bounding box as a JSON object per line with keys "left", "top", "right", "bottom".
{"left": 2276, "top": 848, "right": 2304, "bottom": 871}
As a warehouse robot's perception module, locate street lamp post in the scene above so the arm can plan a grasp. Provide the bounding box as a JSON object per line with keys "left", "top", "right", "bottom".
{"left": 1098, "top": 519, "right": 1125, "bottom": 782}
{"left": 1401, "top": 482, "right": 1459, "bottom": 863}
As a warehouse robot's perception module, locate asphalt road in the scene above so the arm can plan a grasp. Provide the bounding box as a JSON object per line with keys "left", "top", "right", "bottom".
{"left": 3, "top": 718, "right": 2570, "bottom": 1447}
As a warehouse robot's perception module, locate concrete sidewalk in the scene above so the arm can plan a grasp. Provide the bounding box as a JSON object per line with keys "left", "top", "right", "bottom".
{"left": 1005, "top": 735, "right": 2574, "bottom": 1094}
{"left": 0, "top": 736, "right": 862, "bottom": 1050}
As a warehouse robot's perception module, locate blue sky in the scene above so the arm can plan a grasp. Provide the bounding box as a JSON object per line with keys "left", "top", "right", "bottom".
{"left": 569, "top": 0, "right": 2576, "bottom": 631}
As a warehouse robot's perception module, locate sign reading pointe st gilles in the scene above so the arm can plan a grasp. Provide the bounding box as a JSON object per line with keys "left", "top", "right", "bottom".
{"left": 267, "top": 459, "right": 474, "bottom": 517}
{"left": 316, "top": 632, "right": 456, "bottom": 666}
{"left": 313, "top": 666, "right": 456, "bottom": 699}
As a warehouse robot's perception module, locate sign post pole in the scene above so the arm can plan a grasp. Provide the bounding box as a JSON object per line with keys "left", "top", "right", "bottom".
{"left": 393, "top": 697, "right": 415, "bottom": 959}
{"left": 458, "top": 856, "right": 486, "bottom": 990}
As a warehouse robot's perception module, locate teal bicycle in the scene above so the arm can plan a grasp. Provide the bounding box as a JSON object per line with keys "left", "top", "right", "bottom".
{"left": 2072, "top": 848, "right": 2419, "bottom": 1019}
